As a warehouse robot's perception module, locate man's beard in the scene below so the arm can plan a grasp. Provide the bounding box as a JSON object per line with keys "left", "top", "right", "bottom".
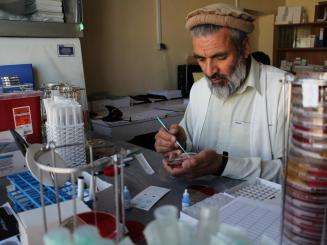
{"left": 206, "top": 59, "right": 247, "bottom": 101}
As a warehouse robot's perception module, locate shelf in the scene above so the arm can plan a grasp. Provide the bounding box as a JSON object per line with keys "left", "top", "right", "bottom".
{"left": 0, "top": 20, "right": 83, "bottom": 38}
{"left": 273, "top": 21, "right": 327, "bottom": 66}
{"left": 278, "top": 47, "right": 327, "bottom": 51}
{"left": 275, "top": 22, "right": 327, "bottom": 27}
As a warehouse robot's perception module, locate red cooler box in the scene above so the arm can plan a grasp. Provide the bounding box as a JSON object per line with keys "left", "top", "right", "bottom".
{"left": 0, "top": 91, "right": 42, "bottom": 143}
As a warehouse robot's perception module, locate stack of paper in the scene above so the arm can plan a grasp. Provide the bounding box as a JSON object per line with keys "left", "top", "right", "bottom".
{"left": 0, "top": 0, "right": 36, "bottom": 16}
{"left": 31, "top": 0, "right": 64, "bottom": 22}
{"left": 275, "top": 6, "right": 305, "bottom": 24}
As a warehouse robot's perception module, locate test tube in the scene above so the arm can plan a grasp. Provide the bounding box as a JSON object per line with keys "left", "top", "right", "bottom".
{"left": 77, "top": 176, "right": 84, "bottom": 200}
{"left": 56, "top": 106, "right": 61, "bottom": 126}
{"left": 197, "top": 207, "right": 220, "bottom": 244}
{"left": 70, "top": 105, "right": 74, "bottom": 126}
{"left": 77, "top": 105, "right": 82, "bottom": 124}
{"left": 58, "top": 105, "right": 64, "bottom": 126}
{"left": 154, "top": 205, "right": 178, "bottom": 224}
{"left": 73, "top": 105, "right": 77, "bottom": 125}
{"left": 46, "top": 103, "right": 51, "bottom": 125}
{"left": 49, "top": 104, "right": 54, "bottom": 126}
{"left": 44, "top": 227, "right": 71, "bottom": 245}
{"left": 65, "top": 106, "right": 70, "bottom": 126}
{"left": 153, "top": 205, "right": 179, "bottom": 244}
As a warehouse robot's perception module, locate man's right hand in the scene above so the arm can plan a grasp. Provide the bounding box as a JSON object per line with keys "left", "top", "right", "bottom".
{"left": 154, "top": 124, "right": 186, "bottom": 155}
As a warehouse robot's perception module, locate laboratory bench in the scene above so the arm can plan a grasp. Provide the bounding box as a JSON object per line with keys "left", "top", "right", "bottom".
{"left": 94, "top": 141, "right": 242, "bottom": 225}
{"left": 91, "top": 98, "right": 187, "bottom": 143}
{"left": 0, "top": 137, "right": 242, "bottom": 243}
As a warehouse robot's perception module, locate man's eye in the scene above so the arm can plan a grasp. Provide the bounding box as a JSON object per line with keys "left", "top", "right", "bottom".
{"left": 214, "top": 55, "right": 227, "bottom": 61}
{"left": 196, "top": 58, "right": 205, "bottom": 62}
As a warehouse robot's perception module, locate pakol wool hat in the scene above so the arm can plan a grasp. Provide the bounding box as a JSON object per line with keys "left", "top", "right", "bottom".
{"left": 186, "top": 3, "right": 255, "bottom": 34}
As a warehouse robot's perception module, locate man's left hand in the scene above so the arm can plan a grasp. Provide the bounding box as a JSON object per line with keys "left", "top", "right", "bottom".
{"left": 162, "top": 149, "right": 223, "bottom": 179}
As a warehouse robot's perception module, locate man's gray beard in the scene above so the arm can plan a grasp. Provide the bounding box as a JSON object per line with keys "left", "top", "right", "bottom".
{"left": 207, "top": 59, "right": 247, "bottom": 101}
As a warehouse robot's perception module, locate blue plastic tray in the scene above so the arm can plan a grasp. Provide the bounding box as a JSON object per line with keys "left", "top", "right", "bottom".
{"left": 7, "top": 171, "right": 81, "bottom": 212}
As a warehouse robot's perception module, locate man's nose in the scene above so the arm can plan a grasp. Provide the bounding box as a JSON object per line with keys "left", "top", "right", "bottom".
{"left": 204, "top": 60, "right": 217, "bottom": 77}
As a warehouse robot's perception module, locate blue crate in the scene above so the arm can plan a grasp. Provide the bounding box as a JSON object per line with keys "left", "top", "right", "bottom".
{"left": 6, "top": 171, "right": 83, "bottom": 212}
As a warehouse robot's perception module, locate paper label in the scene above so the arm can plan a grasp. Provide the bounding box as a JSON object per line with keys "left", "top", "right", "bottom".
{"left": 57, "top": 44, "right": 75, "bottom": 57}
{"left": 12, "top": 106, "right": 33, "bottom": 135}
{"left": 302, "top": 80, "right": 319, "bottom": 108}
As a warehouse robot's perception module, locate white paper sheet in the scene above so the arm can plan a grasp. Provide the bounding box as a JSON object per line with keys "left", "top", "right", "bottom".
{"left": 131, "top": 186, "right": 170, "bottom": 211}
{"left": 220, "top": 197, "right": 281, "bottom": 243}
{"left": 180, "top": 197, "right": 282, "bottom": 244}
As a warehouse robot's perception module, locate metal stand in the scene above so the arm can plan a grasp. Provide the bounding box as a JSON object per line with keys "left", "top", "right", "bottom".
{"left": 28, "top": 141, "right": 127, "bottom": 241}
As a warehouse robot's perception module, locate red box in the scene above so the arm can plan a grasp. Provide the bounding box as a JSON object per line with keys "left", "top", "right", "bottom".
{"left": 0, "top": 91, "right": 42, "bottom": 143}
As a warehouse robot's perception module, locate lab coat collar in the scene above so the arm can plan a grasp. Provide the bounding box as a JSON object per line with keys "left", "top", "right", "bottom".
{"left": 237, "top": 57, "right": 261, "bottom": 95}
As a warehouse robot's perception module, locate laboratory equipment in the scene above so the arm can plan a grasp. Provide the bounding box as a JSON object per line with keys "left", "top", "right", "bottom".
{"left": 182, "top": 189, "right": 190, "bottom": 208}
{"left": 0, "top": 91, "right": 42, "bottom": 143}
{"left": 182, "top": 193, "right": 234, "bottom": 220}
{"left": 166, "top": 152, "right": 197, "bottom": 167}
{"left": 227, "top": 178, "right": 281, "bottom": 201}
{"left": 196, "top": 207, "right": 220, "bottom": 244}
{"left": 44, "top": 225, "right": 134, "bottom": 245}
{"left": 123, "top": 186, "right": 131, "bottom": 210}
{"left": 0, "top": 38, "right": 89, "bottom": 131}
{"left": 282, "top": 71, "right": 327, "bottom": 244}
{"left": 42, "top": 82, "right": 86, "bottom": 108}
{"left": 43, "top": 96, "right": 85, "bottom": 167}
{"left": 24, "top": 141, "right": 129, "bottom": 243}
{"left": 145, "top": 204, "right": 276, "bottom": 245}
{"left": 0, "top": 38, "right": 87, "bottom": 102}
{"left": 26, "top": 143, "right": 69, "bottom": 186}
{"left": 134, "top": 153, "right": 155, "bottom": 175}
{"left": 77, "top": 176, "right": 84, "bottom": 200}
{"left": 145, "top": 205, "right": 180, "bottom": 245}
{"left": 73, "top": 225, "right": 101, "bottom": 245}
{"left": 6, "top": 171, "right": 85, "bottom": 212}
{"left": 43, "top": 227, "right": 72, "bottom": 245}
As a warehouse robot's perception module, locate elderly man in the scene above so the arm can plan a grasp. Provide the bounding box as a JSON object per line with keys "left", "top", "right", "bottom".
{"left": 154, "top": 3, "right": 288, "bottom": 183}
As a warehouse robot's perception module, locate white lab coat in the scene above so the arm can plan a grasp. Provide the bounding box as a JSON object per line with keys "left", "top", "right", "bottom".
{"left": 180, "top": 59, "right": 289, "bottom": 182}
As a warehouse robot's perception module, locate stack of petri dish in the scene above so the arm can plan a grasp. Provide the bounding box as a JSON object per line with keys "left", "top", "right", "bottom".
{"left": 283, "top": 71, "right": 327, "bottom": 244}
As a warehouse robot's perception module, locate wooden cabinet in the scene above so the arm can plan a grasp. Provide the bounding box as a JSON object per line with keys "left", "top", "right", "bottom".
{"left": 273, "top": 22, "right": 327, "bottom": 68}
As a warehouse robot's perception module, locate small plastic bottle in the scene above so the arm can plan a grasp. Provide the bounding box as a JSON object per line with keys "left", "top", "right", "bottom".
{"left": 73, "top": 225, "right": 100, "bottom": 245}
{"left": 44, "top": 227, "right": 72, "bottom": 245}
{"left": 182, "top": 189, "right": 190, "bottom": 207}
{"left": 123, "top": 186, "right": 131, "bottom": 210}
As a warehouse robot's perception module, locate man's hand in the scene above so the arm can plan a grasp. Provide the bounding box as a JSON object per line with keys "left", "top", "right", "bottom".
{"left": 154, "top": 124, "right": 186, "bottom": 156}
{"left": 162, "top": 149, "right": 223, "bottom": 179}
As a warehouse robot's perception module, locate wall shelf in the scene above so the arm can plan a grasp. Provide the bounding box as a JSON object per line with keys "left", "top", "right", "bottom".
{"left": 275, "top": 22, "right": 327, "bottom": 27}
{"left": 0, "top": 0, "right": 83, "bottom": 38}
{"left": 277, "top": 47, "right": 327, "bottom": 51}
{"left": 0, "top": 20, "right": 83, "bottom": 38}
{"left": 273, "top": 22, "right": 327, "bottom": 67}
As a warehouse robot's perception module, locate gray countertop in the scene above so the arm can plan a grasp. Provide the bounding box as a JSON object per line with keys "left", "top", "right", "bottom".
{"left": 0, "top": 138, "right": 242, "bottom": 243}
{"left": 93, "top": 141, "right": 241, "bottom": 226}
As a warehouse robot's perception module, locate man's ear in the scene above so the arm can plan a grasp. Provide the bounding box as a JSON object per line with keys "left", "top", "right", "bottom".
{"left": 242, "top": 37, "right": 251, "bottom": 59}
